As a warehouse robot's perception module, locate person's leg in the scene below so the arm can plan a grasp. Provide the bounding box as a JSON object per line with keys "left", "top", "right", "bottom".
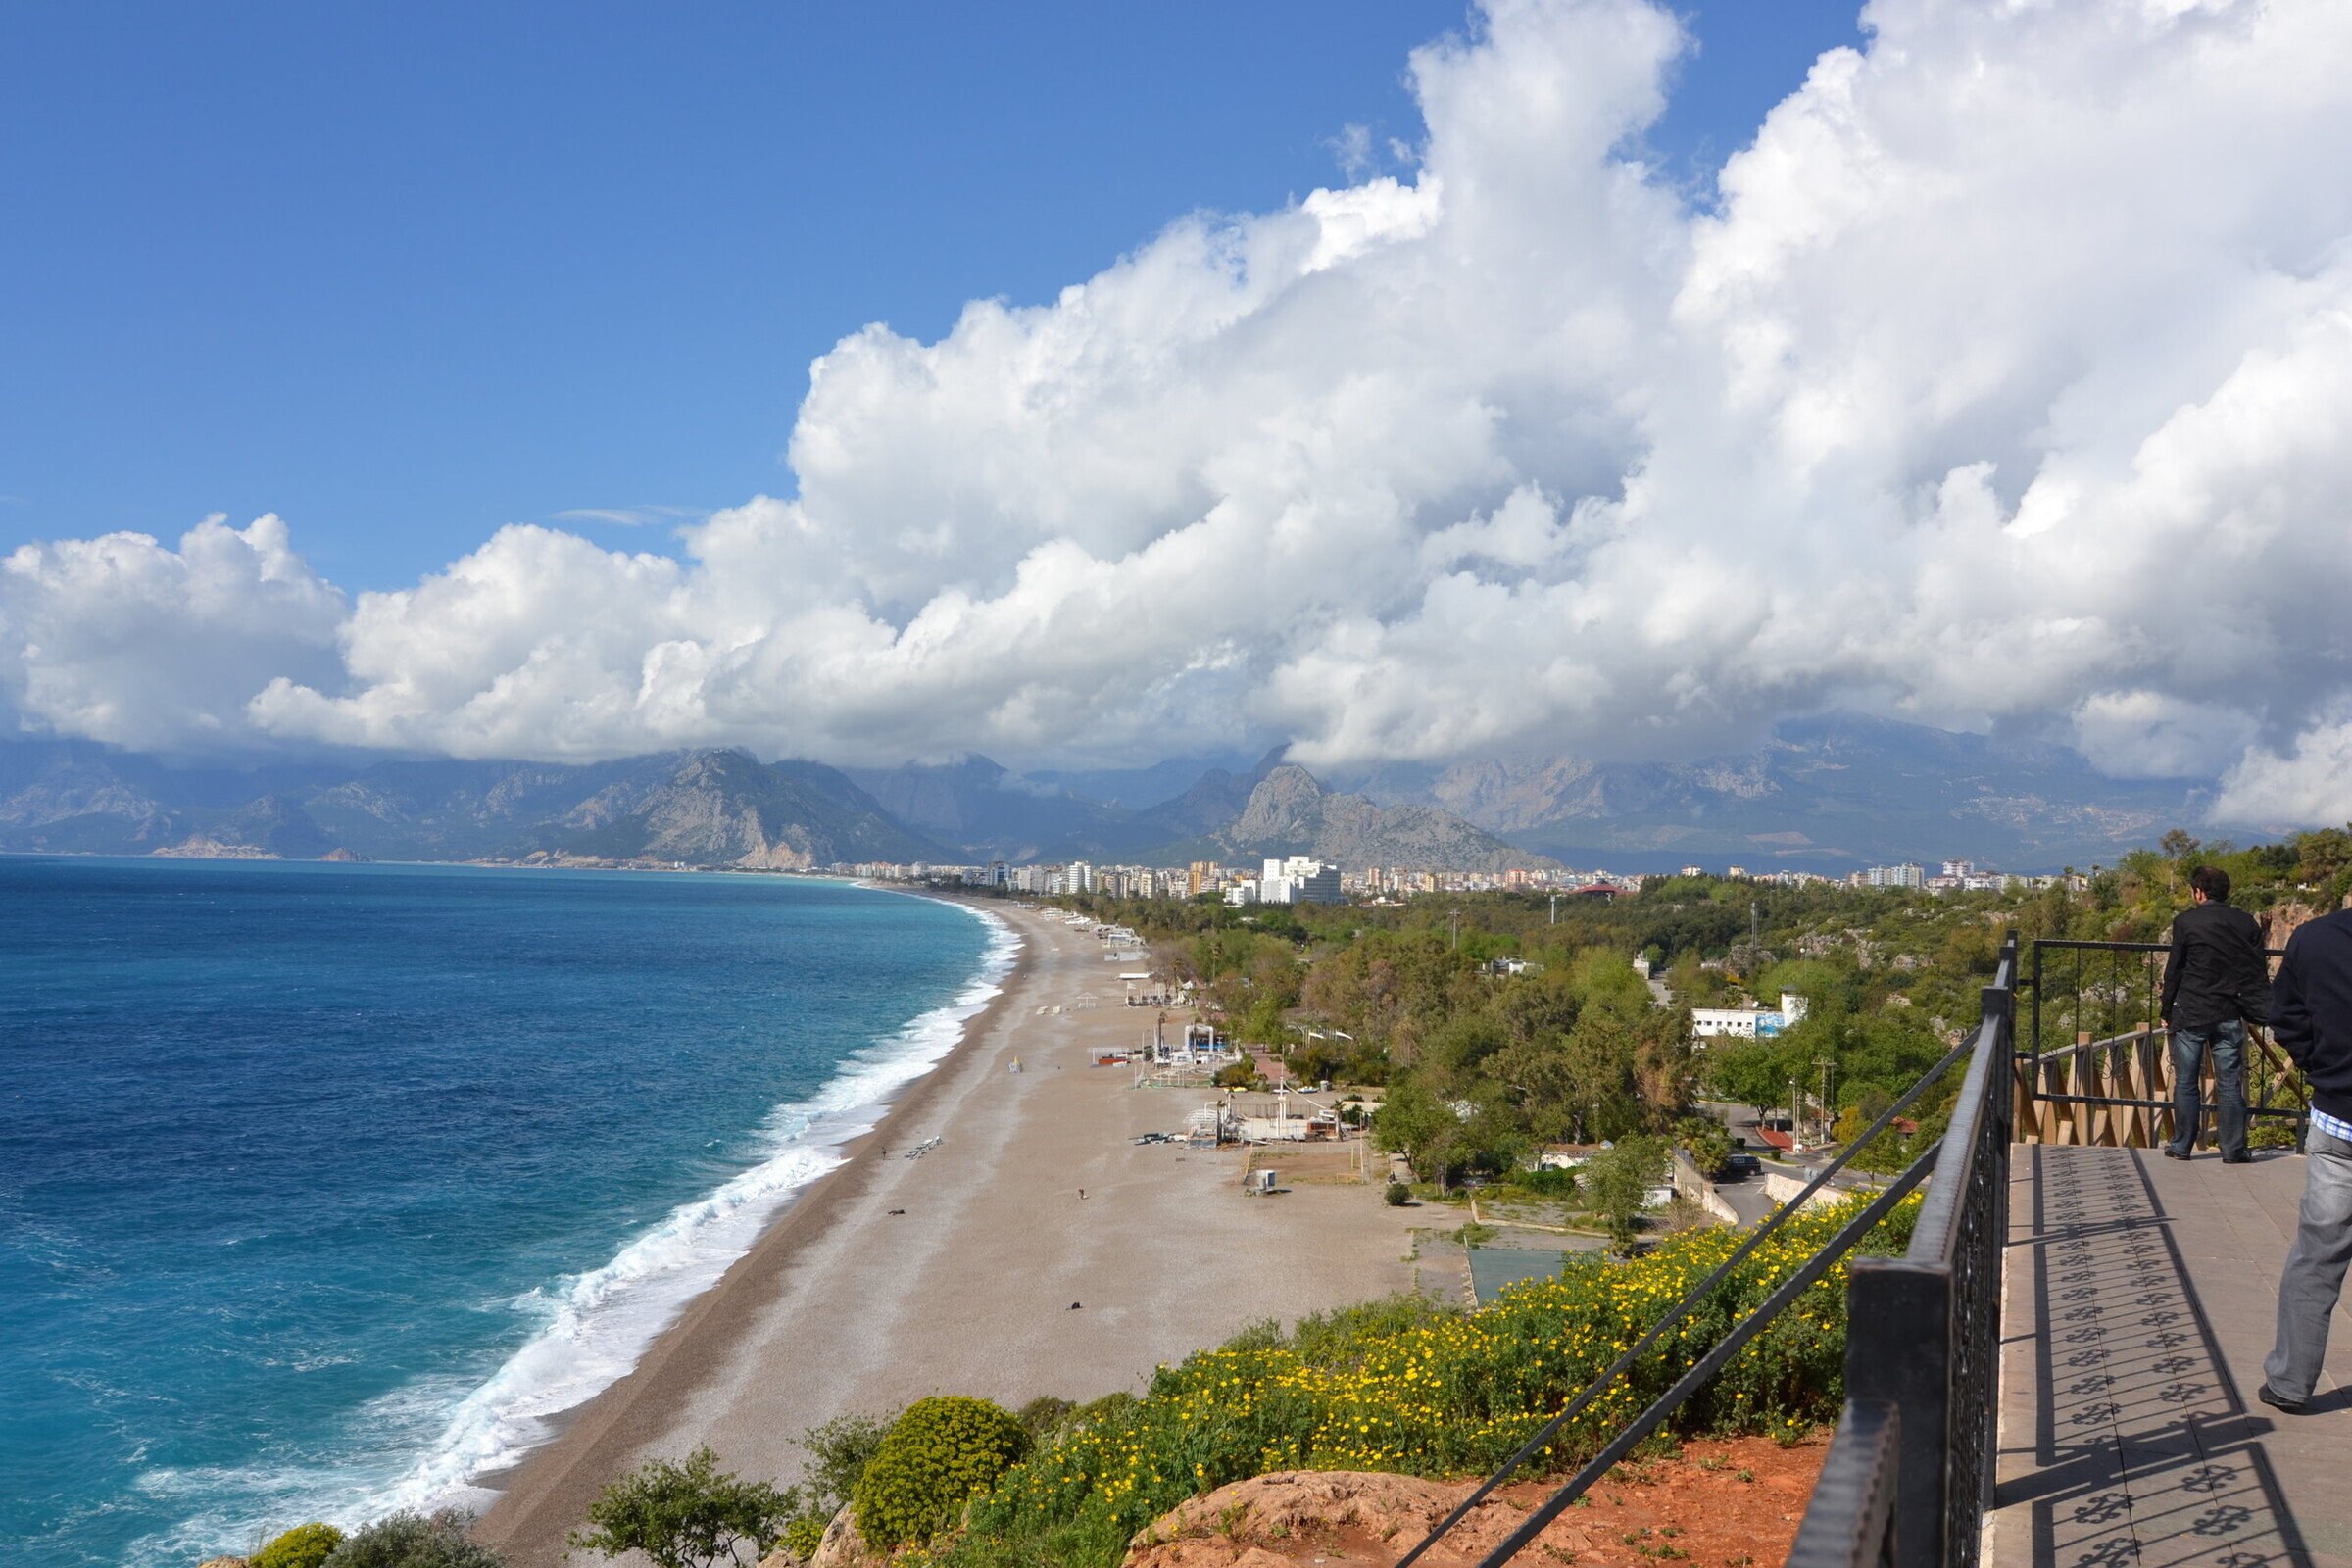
{"left": 2266, "top": 1127, "right": 2352, "bottom": 1404}
{"left": 2168, "top": 1025, "right": 2209, "bottom": 1155}
{"left": 2213, "top": 1019, "right": 2248, "bottom": 1159}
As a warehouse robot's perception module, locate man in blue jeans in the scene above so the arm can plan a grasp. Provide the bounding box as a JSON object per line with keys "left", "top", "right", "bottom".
{"left": 2160, "top": 866, "right": 2270, "bottom": 1161}
{"left": 2261, "top": 904, "right": 2352, "bottom": 1414}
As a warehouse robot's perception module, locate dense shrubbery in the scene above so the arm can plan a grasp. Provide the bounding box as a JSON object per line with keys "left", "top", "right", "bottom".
{"left": 852, "top": 1396, "right": 1028, "bottom": 1552}
{"left": 252, "top": 1523, "right": 343, "bottom": 1568}
{"left": 938, "top": 1195, "right": 1914, "bottom": 1568}
{"left": 1059, "top": 825, "right": 2345, "bottom": 1173}
{"left": 567, "top": 1445, "right": 792, "bottom": 1568}
{"left": 319, "top": 1511, "right": 504, "bottom": 1568}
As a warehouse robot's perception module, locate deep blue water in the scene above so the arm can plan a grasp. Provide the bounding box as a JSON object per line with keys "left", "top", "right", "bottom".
{"left": 0, "top": 858, "right": 1007, "bottom": 1568}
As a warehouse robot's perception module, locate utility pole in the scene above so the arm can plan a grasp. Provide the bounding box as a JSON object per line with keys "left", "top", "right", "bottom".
{"left": 1816, "top": 1057, "right": 1836, "bottom": 1142}
{"left": 1450, "top": 908, "right": 1461, "bottom": 951}
{"left": 1549, "top": 893, "right": 1558, "bottom": 926}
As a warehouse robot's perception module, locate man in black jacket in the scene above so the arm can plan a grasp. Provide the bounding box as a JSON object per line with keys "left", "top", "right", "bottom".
{"left": 2260, "top": 905, "right": 2352, "bottom": 1414}
{"left": 2160, "top": 866, "right": 2270, "bottom": 1161}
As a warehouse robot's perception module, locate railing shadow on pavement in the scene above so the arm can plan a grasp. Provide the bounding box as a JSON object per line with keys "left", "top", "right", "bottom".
{"left": 1993, "top": 1143, "right": 2314, "bottom": 1568}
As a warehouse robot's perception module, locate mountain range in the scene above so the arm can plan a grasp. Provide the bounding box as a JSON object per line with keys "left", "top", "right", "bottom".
{"left": 0, "top": 714, "right": 2218, "bottom": 873}
{"left": 1333, "top": 714, "right": 2210, "bottom": 870}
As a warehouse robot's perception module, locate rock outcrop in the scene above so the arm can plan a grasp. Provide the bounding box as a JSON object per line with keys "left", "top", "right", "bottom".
{"left": 2265, "top": 900, "right": 2324, "bottom": 948}
{"left": 1212, "top": 766, "right": 1551, "bottom": 873}
{"left": 807, "top": 1505, "right": 884, "bottom": 1568}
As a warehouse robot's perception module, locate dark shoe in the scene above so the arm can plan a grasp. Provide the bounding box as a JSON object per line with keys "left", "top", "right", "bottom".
{"left": 2259, "top": 1382, "right": 2309, "bottom": 1414}
{"left": 2224, "top": 1152, "right": 2254, "bottom": 1164}
{"left": 2162, "top": 1146, "right": 2191, "bottom": 1160}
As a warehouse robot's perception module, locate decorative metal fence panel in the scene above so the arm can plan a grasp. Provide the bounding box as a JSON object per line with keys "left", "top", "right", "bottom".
{"left": 2018, "top": 939, "right": 2308, "bottom": 1149}
{"left": 1788, "top": 939, "right": 2018, "bottom": 1568}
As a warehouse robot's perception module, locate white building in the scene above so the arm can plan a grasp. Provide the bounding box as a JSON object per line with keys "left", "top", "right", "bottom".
{"left": 1690, "top": 992, "right": 1811, "bottom": 1042}
{"left": 1258, "top": 856, "right": 1342, "bottom": 905}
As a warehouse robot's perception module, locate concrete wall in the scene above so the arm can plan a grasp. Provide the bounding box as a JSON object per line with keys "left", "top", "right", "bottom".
{"left": 1761, "top": 1170, "right": 1843, "bottom": 1210}
{"left": 1672, "top": 1151, "right": 1742, "bottom": 1225}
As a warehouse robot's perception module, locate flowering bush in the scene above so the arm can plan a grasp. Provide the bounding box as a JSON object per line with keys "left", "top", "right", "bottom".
{"left": 853, "top": 1396, "right": 1028, "bottom": 1551}
{"left": 950, "top": 1195, "right": 1914, "bottom": 1568}
{"left": 252, "top": 1523, "right": 343, "bottom": 1568}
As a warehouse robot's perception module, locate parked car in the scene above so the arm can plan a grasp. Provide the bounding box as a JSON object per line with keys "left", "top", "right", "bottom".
{"left": 1715, "top": 1152, "right": 1763, "bottom": 1180}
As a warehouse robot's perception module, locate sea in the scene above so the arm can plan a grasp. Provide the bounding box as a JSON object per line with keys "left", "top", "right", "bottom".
{"left": 0, "top": 857, "right": 1013, "bottom": 1568}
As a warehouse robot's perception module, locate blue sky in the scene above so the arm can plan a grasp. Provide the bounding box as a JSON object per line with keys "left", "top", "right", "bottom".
{"left": 0, "top": 1, "right": 1861, "bottom": 590}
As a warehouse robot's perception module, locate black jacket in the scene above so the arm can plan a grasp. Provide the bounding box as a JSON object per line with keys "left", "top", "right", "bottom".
{"left": 2160, "top": 900, "right": 2269, "bottom": 1030}
{"left": 2270, "top": 907, "right": 2352, "bottom": 1124}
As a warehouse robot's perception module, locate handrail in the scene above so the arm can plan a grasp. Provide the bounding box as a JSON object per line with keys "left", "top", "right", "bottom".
{"left": 1784, "top": 1400, "right": 1900, "bottom": 1568}
{"left": 1788, "top": 934, "right": 2018, "bottom": 1568}
{"left": 2023, "top": 937, "right": 2307, "bottom": 1146}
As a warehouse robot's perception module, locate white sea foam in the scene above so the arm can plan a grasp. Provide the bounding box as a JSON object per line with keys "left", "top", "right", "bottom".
{"left": 137, "top": 900, "right": 1017, "bottom": 1561}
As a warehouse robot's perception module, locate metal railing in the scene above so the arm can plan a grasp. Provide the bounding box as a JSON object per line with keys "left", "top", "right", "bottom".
{"left": 1389, "top": 937, "right": 2019, "bottom": 1568}
{"left": 1786, "top": 936, "right": 2019, "bottom": 1568}
{"left": 2019, "top": 939, "right": 2309, "bottom": 1148}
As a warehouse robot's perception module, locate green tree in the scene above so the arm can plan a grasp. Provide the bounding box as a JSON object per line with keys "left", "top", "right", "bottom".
{"left": 1675, "top": 1115, "right": 1733, "bottom": 1177}
{"left": 779, "top": 1411, "right": 890, "bottom": 1554}
{"left": 322, "top": 1512, "right": 505, "bottom": 1568}
{"left": 1580, "top": 1136, "right": 1669, "bottom": 1255}
{"left": 1702, "top": 1037, "right": 1797, "bottom": 1116}
{"left": 568, "top": 1446, "right": 794, "bottom": 1568}
{"left": 1370, "top": 1077, "right": 1459, "bottom": 1175}
{"left": 1487, "top": 1035, "right": 1584, "bottom": 1144}
{"left": 1492, "top": 963, "right": 1584, "bottom": 1043}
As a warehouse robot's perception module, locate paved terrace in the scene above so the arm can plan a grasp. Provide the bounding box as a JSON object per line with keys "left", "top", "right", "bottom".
{"left": 1994, "top": 1145, "right": 2352, "bottom": 1567}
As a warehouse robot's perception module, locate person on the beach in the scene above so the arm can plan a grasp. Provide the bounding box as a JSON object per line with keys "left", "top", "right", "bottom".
{"left": 2160, "top": 865, "right": 2270, "bottom": 1162}
{"left": 2258, "top": 903, "right": 2352, "bottom": 1413}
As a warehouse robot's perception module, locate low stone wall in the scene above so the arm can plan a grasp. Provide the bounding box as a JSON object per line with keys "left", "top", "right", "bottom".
{"left": 1672, "top": 1151, "right": 1741, "bottom": 1225}
{"left": 1761, "top": 1169, "right": 1842, "bottom": 1210}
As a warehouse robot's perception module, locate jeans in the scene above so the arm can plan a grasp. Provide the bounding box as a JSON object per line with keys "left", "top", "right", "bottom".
{"left": 2167, "top": 1018, "right": 2246, "bottom": 1158}
{"left": 2266, "top": 1125, "right": 2352, "bottom": 1403}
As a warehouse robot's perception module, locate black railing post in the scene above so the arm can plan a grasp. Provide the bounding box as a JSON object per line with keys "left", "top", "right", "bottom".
{"left": 1844, "top": 1259, "right": 1951, "bottom": 1566}
{"left": 1786, "top": 1399, "right": 1903, "bottom": 1568}
{"left": 2028, "top": 939, "right": 2043, "bottom": 1127}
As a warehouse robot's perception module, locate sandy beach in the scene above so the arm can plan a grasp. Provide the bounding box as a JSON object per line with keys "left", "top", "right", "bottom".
{"left": 473, "top": 899, "right": 1438, "bottom": 1568}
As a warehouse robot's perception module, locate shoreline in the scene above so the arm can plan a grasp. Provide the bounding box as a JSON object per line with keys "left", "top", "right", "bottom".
{"left": 439, "top": 888, "right": 1018, "bottom": 1501}
{"left": 466, "top": 892, "right": 1037, "bottom": 1552}
{"left": 470, "top": 899, "right": 1434, "bottom": 1568}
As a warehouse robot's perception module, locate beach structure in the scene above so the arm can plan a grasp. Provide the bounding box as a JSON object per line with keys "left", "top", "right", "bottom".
{"left": 1184, "top": 1102, "right": 1230, "bottom": 1146}
{"left": 1150, "top": 1020, "right": 1233, "bottom": 1068}
{"left": 1229, "top": 1086, "right": 1343, "bottom": 1143}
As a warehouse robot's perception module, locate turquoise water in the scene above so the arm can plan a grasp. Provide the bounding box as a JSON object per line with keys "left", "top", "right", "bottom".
{"left": 0, "top": 858, "right": 1009, "bottom": 1567}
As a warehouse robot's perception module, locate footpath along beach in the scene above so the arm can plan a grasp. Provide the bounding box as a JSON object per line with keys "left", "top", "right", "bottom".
{"left": 473, "top": 899, "right": 1437, "bottom": 1568}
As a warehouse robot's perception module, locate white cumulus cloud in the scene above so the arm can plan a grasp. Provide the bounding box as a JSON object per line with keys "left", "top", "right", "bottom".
{"left": 1, "top": 514, "right": 345, "bottom": 753}
{"left": 6, "top": 0, "right": 2352, "bottom": 823}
